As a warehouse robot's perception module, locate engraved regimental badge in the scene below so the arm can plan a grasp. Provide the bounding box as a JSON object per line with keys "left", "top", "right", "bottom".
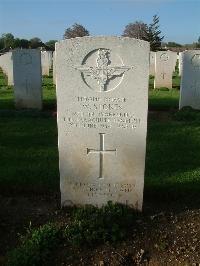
{"left": 160, "top": 52, "right": 169, "bottom": 61}
{"left": 74, "top": 48, "right": 132, "bottom": 92}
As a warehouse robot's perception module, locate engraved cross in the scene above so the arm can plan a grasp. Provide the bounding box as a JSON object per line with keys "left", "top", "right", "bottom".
{"left": 87, "top": 133, "right": 117, "bottom": 179}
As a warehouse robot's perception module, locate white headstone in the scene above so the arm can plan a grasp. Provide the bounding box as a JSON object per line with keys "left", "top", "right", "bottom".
{"left": 178, "top": 52, "right": 183, "bottom": 76}
{"left": 149, "top": 51, "right": 155, "bottom": 76}
{"left": 154, "top": 51, "right": 175, "bottom": 89}
{"left": 41, "top": 51, "right": 51, "bottom": 76}
{"left": 171, "top": 51, "right": 177, "bottom": 71}
{"left": 56, "top": 36, "right": 149, "bottom": 210}
{"left": 13, "top": 49, "right": 42, "bottom": 109}
{"left": 0, "top": 52, "right": 14, "bottom": 85}
{"left": 48, "top": 51, "right": 53, "bottom": 69}
{"left": 179, "top": 50, "right": 200, "bottom": 110}
{"left": 53, "top": 51, "right": 56, "bottom": 85}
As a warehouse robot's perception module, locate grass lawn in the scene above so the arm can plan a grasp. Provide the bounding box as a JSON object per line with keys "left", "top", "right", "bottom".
{"left": 149, "top": 88, "right": 179, "bottom": 111}
{"left": 0, "top": 113, "right": 59, "bottom": 193}
{"left": 42, "top": 72, "right": 57, "bottom": 110}
{"left": 1, "top": 67, "right": 200, "bottom": 205}
{"left": 0, "top": 69, "right": 200, "bottom": 206}
{"left": 1, "top": 109, "right": 200, "bottom": 204}
{"left": 148, "top": 71, "right": 180, "bottom": 110}
{"left": 0, "top": 70, "right": 14, "bottom": 109}
{"left": 145, "top": 114, "right": 200, "bottom": 204}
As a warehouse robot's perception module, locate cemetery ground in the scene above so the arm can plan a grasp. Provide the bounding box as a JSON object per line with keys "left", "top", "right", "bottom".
{"left": 0, "top": 69, "right": 200, "bottom": 265}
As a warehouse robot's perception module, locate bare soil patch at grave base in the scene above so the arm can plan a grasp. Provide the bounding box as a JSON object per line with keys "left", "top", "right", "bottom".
{"left": 0, "top": 193, "right": 199, "bottom": 265}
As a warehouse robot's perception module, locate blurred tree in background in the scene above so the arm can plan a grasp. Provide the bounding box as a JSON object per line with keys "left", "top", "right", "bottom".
{"left": 63, "top": 23, "right": 89, "bottom": 39}
{"left": 122, "top": 15, "right": 164, "bottom": 51}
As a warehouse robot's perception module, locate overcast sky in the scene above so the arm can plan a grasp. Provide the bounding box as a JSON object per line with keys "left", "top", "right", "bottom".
{"left": 0, "top": 0, "right": 199, "bottom": 44}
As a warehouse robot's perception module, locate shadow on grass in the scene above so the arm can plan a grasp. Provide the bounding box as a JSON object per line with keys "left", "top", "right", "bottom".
{"left": 144, "top": 181, "right": 200, "bottom": 213}
{"left": 43, "top": 99, "right": 57, "bottom": 111}
{"left": 0, "top": 99, "right": 15, "bottom": 110}
{"left": 0, "top": 108, "right": 200, "bottom": 211}
{"left": 149, "top": 89, "right": 179, "bottom": 111}
{"left": 144, "top": 115, "right": 200, "bottom": 210}
{"left": 0, "top": 112, "right": 59, "bottom": 195}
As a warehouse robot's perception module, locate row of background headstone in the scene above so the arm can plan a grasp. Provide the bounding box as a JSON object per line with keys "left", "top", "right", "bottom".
{"left": 0, "top": 50, "right": 57, "bottom": 109}
{"left": 0, "top": 48, "right": 199, "bottom": 111}
{"left": 0, "top": 49, "right": 180, "bottom": 92}
{"left": 41, "top": 51, "right": 53, "bottom": 76}
{"left": 0, "top": 50, "right": 43, "bottom": 109}
{"left": 0, "top": 50, "right": 179, "bottom": 90}
{"left": 149, "top": 50, "right": 200, "bottom": 110}
{"left": 150, "top": 51, "right": 177, "bottom": 89}
{"left": 0, "top": 50, "right": 54, "bottom": 82}
{"left": 180, "top": 51, "right": 200, "bottom": 109}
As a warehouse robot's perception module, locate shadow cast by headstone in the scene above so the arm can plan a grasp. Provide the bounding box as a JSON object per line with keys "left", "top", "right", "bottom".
{"left": 144, "top": 116, "right": 200, "bottom": 212}
{"left": 43, "top": 100, "right": 57, "bottom": 111}
{"left": 0, "top": 99, "right": 15, "bottom": 110}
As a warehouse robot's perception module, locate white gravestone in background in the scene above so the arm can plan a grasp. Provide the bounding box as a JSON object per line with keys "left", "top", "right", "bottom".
{"left": 171, "top": 51, "right": 177, "bottom": 71}
{"left": 53, "top": 51, "right": 56, "bottom": 85}
{"left": 13, "top": 49, "right": 42, "bottom": 109}
{"left": 0, "top": 52, "right": 14, "bottom": 85}
{"left": 48, "top": 51, "right": 53, "bottom": 69}
{"left": 41, "top": 51, "right": 51, "bottom": 76}
{"left": 149, "top": 51, "right": 155, "bottom": 76}
{"left": 179, "top": 50, "right": 200, "bottom": 110}
{"left": 56, "top": 36, "right": 149, "bottom": 210}
{"left": 5, "top": 52, "right": 14, "bottom": 85}
{"left": 179, "top": 52, "right": 183, "bottom": 76}
{"left": 154, "top": 51, "right": 175, "bottom": 89}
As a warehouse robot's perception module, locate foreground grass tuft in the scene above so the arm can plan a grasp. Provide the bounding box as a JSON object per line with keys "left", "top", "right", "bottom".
{"left": 7, "top": 223, "right": 62, "bottom": 266}
{"left": 7, "top": 202, "right": 137, "bottom": 265}
{"left": 65, "top": 201, "right": 137, "bottom": 246}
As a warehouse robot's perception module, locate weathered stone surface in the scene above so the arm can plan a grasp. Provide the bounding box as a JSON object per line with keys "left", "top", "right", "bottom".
{"left": 154, "top": 51, "right": 175, "bottom": 89}
{"left": 56, "top": 36, "right": 149, "bottom": 210}
{"left": 149, "top": 51, "right": 155, "bottom": 76}
{"left": 13, "top": 49, "right": 42, "bottom": 109}
{"left": 48, "top": 51, "right": 53, "bottom": 68}
{"left": 179, "top": 50, "right": 200, "bottom": 110}
{"left": 171, "top": 51, "right": 177, "bottom": 71}
{"left": 41, "top": 51, "right": 52, "bottom": 76}
{"left": 0, "top": 52, "right": 14, "bottom": 85}
{"left": 53, "top": 51, "right": 56, "bottom": 85}
{"left": 178, "top": 52, "right": 183, "bottom": 76}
